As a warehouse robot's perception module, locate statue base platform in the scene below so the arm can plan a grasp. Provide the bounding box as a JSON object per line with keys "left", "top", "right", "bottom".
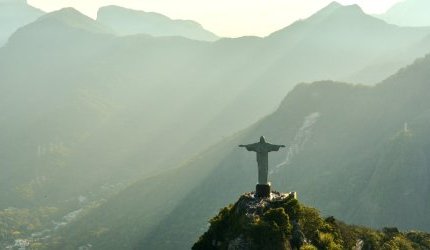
{"left": 256, "top": 183, "right": 271, "bottom": 198}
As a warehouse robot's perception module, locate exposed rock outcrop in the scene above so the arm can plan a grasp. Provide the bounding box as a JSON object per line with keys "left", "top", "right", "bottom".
{"left": 193, "top": 191, "right": 430, "bottom": 250}
{"left": 193, "top": 191, "right": 300, "bottom": 250}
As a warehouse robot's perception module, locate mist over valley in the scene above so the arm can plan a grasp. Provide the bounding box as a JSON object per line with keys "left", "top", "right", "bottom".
{"left": 2, "top": 1, "right": 430, "bottom": 249}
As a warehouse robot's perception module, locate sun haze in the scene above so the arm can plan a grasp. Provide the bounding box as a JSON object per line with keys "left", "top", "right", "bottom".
{"left": 27, "top": 0, "right": 403, "bottom": 37}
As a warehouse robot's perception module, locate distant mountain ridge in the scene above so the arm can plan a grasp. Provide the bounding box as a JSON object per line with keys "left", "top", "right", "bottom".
{"left": 36, "top": 8, "right": 113, "bottom": 34}
{"left": 3, "top": 3, "right": 430, "bottom": 248}
{"left": 47, "top": 52, "right": 430, "bottom": 249}
{"left": 0, "top": 0, "right": 44, "bottom": 46}
{"left": 265, "top": 1, "right": 430, "bottom": 84}
{"left": 2, "top": 0, "right": 430, "bottom": 208}
{"left": 0, "top": 0, "right": 26, "bottom": 3}
{"left": 377, "top": 0, "right": 430, "bottom": 27}
{"left": 97, "top": 5, "right": 218, "bottom": 41}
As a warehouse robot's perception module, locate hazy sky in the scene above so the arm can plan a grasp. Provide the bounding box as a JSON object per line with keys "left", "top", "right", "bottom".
{"left": 28, "top": 0, "right": 404, "bottom": 37}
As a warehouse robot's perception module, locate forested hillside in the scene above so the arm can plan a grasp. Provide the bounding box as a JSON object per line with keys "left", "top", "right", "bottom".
{"left": 49, "top": 53, "right": 430, "bottom": 249}
{"left": 2, "top": 2, "right": 430, "bottom": 249}
{"left": 2, "top": 3, "right": 430, "bottom": 209}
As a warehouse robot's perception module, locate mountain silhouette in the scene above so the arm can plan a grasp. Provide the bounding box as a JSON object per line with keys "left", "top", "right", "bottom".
{"left": 2, "top": 3, "right": 430, "bottom": 248}
{"left": 0, "top": 0, "right": 44, "bottom": 46}
{"left": 46, "top": 50, "right": 430, "bottom": 249}
{"left": 2, "top": 0, "right": 430, "bottom": 210}
{"left": 30, "top": 7, "right": 112, "bottom": 34}
{"left": 377, "top": 0, "right": 430, "bottom": 27}
{"left": 195, "top": 1, "right": 430, "bottom": 151}
{"left": 97, "top": 5, "right": 218, "bottom": 41}
{"left": 265, "top": 1, "right": 430, "bottom": 83}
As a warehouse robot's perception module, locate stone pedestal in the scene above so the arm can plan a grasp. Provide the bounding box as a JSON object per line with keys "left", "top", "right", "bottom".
{"left": 256, "top": 183, "right": 271, "bottom": 198}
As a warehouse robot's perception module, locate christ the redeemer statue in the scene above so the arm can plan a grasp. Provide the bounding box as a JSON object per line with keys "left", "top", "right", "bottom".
{"left": 239, "top": 136, "right": 285, "bottom": 197}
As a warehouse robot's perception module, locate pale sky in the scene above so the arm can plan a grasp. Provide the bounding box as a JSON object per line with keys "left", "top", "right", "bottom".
{"left": 27, "top": 0, "right": 404, "bottom": 37}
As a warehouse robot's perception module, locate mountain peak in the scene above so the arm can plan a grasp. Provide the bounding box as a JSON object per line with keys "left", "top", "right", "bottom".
{"left": 43, "top": 7, "right": 82, "bottom": 16}
{"left": 307, "top": 1, "right": 343, "bottom": 21}
{"left": 323, "top": 1, "right": 343, "bottom": 11}
{"left": 378, "top": 0, "right": 430, "bottom": 27}
{"left": 0, "top": 0, "right": 45, "bottom": 46}
{"left": 0, "top": 0, "right": 27, "bottom": 4}
{"left": 286, "top": 1, "right": 368, "bottom": 29}
{"left": 315, "top": 1, "right": 365, "bottom": 18}
{"left": 193, "top": 191, "right": 430, "bottom": 249}
{"left": 35, "top": 7, "right": 112, "bottom": 34}
{"left": 193, "top": 191, "right": 303, "bottom": 249}
{"left": 268, "top": 0, "right": 380, "bottom": 40}
{"left": 97, "top": 5, "right": 218, "bottom": 41}
{"left": 6, "top": 6, "right": 113, "bottom": 47}
{"left": 40, "top": 7, "right": 92, "bottom": 21}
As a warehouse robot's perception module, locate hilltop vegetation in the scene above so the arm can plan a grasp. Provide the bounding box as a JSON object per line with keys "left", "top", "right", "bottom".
{"left": 194, "top": 193, "right": 430, "bottom": 250}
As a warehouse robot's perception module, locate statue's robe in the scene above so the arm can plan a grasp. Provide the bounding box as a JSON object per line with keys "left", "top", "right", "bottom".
{"left": 242, "top": 142, "right": 283, "bottom": 184}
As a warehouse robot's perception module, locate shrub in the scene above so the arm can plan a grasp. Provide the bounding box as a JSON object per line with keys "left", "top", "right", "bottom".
{"left": 300, "top": 243, "right": 317, "bottom": 250}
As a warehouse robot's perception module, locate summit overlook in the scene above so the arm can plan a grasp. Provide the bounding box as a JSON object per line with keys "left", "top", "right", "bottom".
{"left": 1, "top": 1, "right": 430, "bottom": 249}
{"left": 194, "top": 192, "right": 430, "bottom": 250}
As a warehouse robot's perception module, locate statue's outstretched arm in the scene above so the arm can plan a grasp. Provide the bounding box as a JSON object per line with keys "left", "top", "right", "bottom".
{"left": 267, "top": 143, "right": 286, "bottom": 152}
{"left": 239, "top": 143, "right": 258, "bottom": 151}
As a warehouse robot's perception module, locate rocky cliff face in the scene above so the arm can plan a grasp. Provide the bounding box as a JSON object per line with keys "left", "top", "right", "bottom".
{"left": 193, "top": 191, "right": 430, "bottom": 250}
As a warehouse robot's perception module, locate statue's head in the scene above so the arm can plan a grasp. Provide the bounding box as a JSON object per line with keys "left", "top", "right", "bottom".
{"left": 260, "top": 136, "right": 266, "bottom": 143}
